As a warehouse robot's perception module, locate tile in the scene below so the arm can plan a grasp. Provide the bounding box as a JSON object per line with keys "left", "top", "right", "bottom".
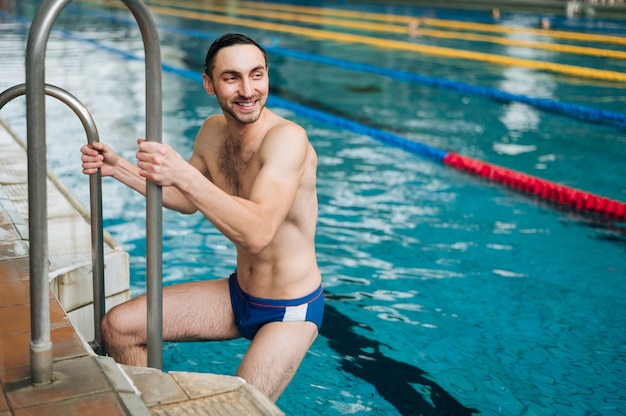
{"left": 0, "top": 258, "right": 29, "bottom": 283}
{"left": 0, "top": 223, "right": 20, "bottom": 242}
{"left": 147, "top": 388, "right": 284, "bottom": 416}
{"left": 0, "top": 332, "right": 30, "bottom": 371}
{"left": 0, "top": 384, "right": 8, "bottom": 412}
{"left": 104, "top": 291, "right": 130, "bottom": 314}
{"left": 0, "top": 280, "right": 29, "bottom": 307}
{"left": 0, "top": 185, "right": 26, "bottom": 220}
{"left": 46, "top": 191, "right": 81, "bottom": 220}
{"left": 48, "top": 251, "right": 92, "bottom": 277}
{"left": 0, "top": 164, "right": 27, "bottom": 185}
{"left": 0, "top": 364, "right": 30, "bottom": 386}
{"left": 50, "top": 297, "right": 72, "bottom": 330}
{"left": 120, "top": 365, "right": 188, "bottom": 407}
{"left": 54, "top": 249, "right": 130, "bottom": 313}
{"left": 95, "top": 357, "right": 138, "bottom": 395}
{"left": 8, "top": 200, "right": 26, "bottom": 224}
{"left": 0, "top": 184, "right": 26, "bottom": 205}
{"left": 4, "top": 356, "right": 110, "bottom": 409}
{"left": 0, "top": 295, "right": 70, "bottom": 336}
{"left": 47, "top": 217, "right": 92, "bottom": 253}
{"left": 117, "top": 391, "right": 151, "bottom": 416}
{"left": 0, "top": 186, "right": 8, "bottom": 201}
{"left": 0, "top": 200, "right": 26, "bottom": 235}
{"left": 238, "top": 383, "right": 285, "bottom": 415}
{"left": 0, "top": 325, "right": 90, "bottom": 373}
{"left": 0, "top": 240, "right": 28, "bottom": 263}
{"left": 169, "top": 371, "right": 244, "bottom": 399}
{"left": 0, "top": 304, "right": 30, "bottom": 336}
{"left": 54, "top": 262, "right": 96, "bottom": 311}
{"left": 103, "top": 250, "right": 131, "bottom": 297}
{"left": 0, "top": 209, "right": 13, "bottom": 226}
{"left": 12, "top": 391, "right": 128, "bottom": 416}
{"left": 66, "top": 303, "right": 96, "bottom": 342}
{"left": 50, "top": 325, "right": 90, "bottom": 362}
{"left": 11, "top": 222, "right": 27, "bottom": 241}
{"left": 6, "top": 258, "right": 29, "bottom": 281}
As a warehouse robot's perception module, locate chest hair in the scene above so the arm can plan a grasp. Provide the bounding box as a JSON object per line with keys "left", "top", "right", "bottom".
{"left": 218, "top": 139, "right": 253, "bottom": 196}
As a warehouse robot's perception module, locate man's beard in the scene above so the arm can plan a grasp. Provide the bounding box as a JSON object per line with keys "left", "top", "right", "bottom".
{"left": 219, "top": 94, "right": 266, "bottom": 125}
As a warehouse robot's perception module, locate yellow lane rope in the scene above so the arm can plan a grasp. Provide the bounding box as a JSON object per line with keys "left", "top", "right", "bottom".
{"left": 146, "top": 0, "right": 626, "bottom": 59}
{"left": 422, "top": 18, "right": 626, "bottom": 46}
{"left": 244, "top": 1, "right": 626, "bottom": 47}
{"left": 82, "top": 0, "right": 626, "bottom": 83}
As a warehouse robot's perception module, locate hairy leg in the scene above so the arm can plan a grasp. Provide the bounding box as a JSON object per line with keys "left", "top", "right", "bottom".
{"left": 236, "top": 321, "right": 319, "bottom": 402}
{"left": 101, "top": 277, "right": 239, "bottom": 366}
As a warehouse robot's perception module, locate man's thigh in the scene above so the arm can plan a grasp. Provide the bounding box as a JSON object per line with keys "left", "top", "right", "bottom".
{"left": 236, "top": 321, "right": 319, "bottom": 400}
{"left": 160, "top": 277, "right": 240, "bottom": 341}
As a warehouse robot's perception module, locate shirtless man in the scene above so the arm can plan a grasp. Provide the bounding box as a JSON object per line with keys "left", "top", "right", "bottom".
{"left": 80, "top": 33, "right": 323, "bottom": 402}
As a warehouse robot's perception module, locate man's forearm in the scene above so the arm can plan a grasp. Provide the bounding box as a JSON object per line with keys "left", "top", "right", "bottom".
{"left": 112, "top": 157, "right": 197, "bottom": 214}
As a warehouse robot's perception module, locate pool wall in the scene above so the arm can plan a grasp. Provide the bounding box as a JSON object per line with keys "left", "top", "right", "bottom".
{"left": 0, "top": 117, "right": 130, "bottom": 341}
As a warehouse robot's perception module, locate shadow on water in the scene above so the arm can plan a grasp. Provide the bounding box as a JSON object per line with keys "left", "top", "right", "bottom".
{"left": 320, "top": 298, "right": 479, "bottom": 416}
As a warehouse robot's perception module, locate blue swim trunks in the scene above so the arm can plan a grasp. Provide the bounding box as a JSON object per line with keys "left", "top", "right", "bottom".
{"left": 228, "top": 272, "right": 324, "bottom": 340}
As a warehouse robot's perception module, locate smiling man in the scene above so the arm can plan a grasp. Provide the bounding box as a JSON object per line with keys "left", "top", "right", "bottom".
{"left": 80, "top": 33, "right": 324, "bottom": 402}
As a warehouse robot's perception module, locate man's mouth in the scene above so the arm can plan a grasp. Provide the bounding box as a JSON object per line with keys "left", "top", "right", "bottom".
{"left": 235, "top": 99, "right": 257, "bottom": 109}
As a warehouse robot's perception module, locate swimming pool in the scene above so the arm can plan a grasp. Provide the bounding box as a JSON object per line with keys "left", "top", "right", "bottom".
{"left": 1, "top": 0, "right": 625, "bottom": 414}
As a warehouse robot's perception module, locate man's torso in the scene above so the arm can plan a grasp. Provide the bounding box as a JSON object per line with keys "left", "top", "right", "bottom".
{"left": 193, "top": 110, "right": 321, "bottom": 299}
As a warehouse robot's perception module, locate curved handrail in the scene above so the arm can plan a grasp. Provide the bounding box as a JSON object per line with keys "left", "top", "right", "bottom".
{"left": 120, "top": 0, "right": 164, "bottom": 371}
{"left": 0, "top": 83, "right": 106, "bottom": 354}
{"left": 24, "top": 0, "right": 163, "bottom": 384}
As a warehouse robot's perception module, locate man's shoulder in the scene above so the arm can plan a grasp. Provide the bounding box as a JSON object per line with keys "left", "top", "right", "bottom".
{"left": 197, "top": 114, "right": 227, "bottom": 143}
{"left": 201, "top": 113, "right": 227, "bottom": 130}
{"left": 265, "top": 114, "right": 307, "bottom": 142}
{"left": 260, "top": 118, "right": 313, "bottom": 169}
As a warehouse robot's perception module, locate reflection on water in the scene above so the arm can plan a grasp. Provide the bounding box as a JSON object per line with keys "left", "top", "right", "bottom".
{"left": 320, "top": 301, "right": 480, "bottom": 415}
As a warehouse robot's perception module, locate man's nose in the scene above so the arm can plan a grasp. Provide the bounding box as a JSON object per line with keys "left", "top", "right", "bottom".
{"left": 239, "top": 79, "right": 253, "bottom": 97}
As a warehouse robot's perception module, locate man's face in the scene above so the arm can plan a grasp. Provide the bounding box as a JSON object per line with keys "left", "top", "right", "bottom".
{"left": 208, "top": 44, "right": 269, "bottom": 125}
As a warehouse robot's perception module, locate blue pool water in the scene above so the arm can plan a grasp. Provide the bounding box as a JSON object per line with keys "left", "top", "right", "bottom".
{"left": 1, "top": 1, "right": 626, "bottom": 414}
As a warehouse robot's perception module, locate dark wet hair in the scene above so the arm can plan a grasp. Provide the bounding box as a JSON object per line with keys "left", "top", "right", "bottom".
{"left": 204, "top": 33, "right": 267, "bottom": 78}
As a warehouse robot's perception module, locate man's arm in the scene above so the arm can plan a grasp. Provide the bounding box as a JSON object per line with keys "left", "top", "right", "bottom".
{"left": 80, "top": 141, "right": 199, "bottom": 214}
{"left": 137, "top": 123, "right": 309, "bottom": 255}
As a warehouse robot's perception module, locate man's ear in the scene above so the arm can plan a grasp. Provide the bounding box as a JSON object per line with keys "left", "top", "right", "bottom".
{"left": 202, "top": 73, "right": 215, "bottom": 96}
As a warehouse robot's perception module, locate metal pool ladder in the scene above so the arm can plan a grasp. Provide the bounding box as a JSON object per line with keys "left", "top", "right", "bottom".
{"left": 0, "top": 0, "right": 164, "bottom": 385}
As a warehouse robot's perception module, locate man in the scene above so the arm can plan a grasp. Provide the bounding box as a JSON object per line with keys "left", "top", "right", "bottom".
{"left": 80, "top": 33, "right": 323, "bottom": 402}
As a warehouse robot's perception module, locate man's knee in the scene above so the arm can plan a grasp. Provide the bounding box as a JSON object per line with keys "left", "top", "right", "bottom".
{"left": 101, "top": 305, "right": 120, "bottom": 345}
{"left": 101, "top": 301, "right": 144, "bottom": 345}
{"left": 100, "top": 301, "right": 149, "bottom": 366}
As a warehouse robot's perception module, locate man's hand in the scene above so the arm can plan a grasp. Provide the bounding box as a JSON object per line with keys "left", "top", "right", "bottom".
{"left": 80, "top": 142, "right": 119, "bottom": 176}
{"left": 136, "top": 138, "right": 187, "bottom": 187}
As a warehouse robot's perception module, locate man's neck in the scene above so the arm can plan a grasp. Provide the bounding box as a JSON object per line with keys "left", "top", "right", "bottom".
{"left": 225, "top": 108, "right": 269, "bottom": 147}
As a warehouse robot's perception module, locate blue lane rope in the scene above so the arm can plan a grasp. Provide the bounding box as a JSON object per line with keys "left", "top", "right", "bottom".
{"left": 267, "top": 96, "right": 449, "bottom": 162}
{"left": 2, "top": 8, "right": 624, "bottom": 220}
{"left": 265, "top": 46, "right": 626, "bottom": 130}
{"left": 5, "top": 4, "right": 626, "bottom": 131}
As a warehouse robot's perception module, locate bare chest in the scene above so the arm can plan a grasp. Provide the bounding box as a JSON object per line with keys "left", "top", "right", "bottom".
{"left": 214, "top": 139, "right": 259, "bottom": 197}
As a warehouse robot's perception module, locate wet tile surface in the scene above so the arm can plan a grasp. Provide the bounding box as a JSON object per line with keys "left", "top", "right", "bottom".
{"left": 4, "top": 356, "right": 111, "bottom": 409}
{"left": 0, "top": 117, "right": 143, "bottom": 414}
{"left": 11, "top": 391, "right": 128, "bottom": 416}
{"left": 0, "top": 280, "right": 28, "bottom": 307}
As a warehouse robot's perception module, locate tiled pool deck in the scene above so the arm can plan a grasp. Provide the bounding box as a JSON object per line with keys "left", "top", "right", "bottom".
{"left": 0, "top": 118, "right": 283, "bottom": 415}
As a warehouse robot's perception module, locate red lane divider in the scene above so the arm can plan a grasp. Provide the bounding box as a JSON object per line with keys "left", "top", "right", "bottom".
{"left": 443, "top": 152, "right": 626, "bottom": 221}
